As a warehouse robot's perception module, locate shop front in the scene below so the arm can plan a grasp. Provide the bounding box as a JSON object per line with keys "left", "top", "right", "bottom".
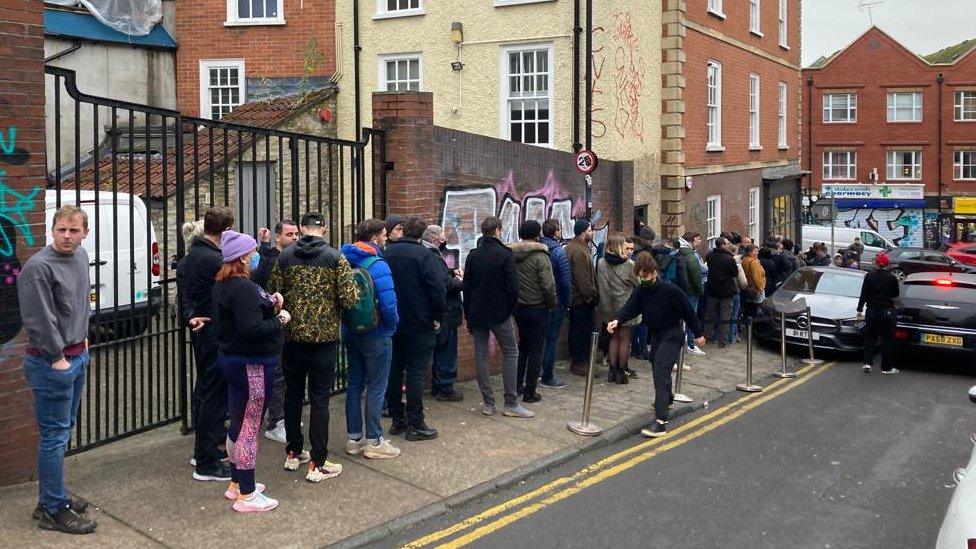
{"left": 820, "top": 183, "right": 940, "bottom": 248}
{"left": 954, "top": 197, "right": 976, "bottom": 243}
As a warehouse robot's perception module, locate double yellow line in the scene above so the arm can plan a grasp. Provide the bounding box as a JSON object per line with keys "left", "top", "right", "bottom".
{"left": 403, "top": 360, "right": 836, "bottom": 549}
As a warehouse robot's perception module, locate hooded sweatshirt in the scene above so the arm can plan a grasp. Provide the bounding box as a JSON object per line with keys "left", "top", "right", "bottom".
{"left": 617, "top": 278, "right": 703, "bottom": 336}
{"left": 597, "top": 252, "right": 640, "bottom": 326}
{"left": 341, "top": 242, "right": 399, "bottom": 338}
{"left": 267, "top": 235, "right": 358, "bottom": 343}
{"left": 677, "top": 239, "right": 704, "bottom": 296}
{"left": 508, "top": 240, "right": 557, "bottom": 309}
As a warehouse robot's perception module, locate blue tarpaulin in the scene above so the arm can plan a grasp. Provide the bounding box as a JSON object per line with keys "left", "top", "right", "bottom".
{"left": 44, "top": 9, "right": 176, "bottom": 49}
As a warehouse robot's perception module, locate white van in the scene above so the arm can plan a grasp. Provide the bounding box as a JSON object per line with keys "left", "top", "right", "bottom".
{"left": 801, "top": 224, "right": 894, "bottom": 267}
{"left": 45, "top": 190, "right": 162, "bottom": 335}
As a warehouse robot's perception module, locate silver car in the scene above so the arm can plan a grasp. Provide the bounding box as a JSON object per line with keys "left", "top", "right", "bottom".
{"left": 753, "top": 267, "right": 866, "bottom": 352}
{"left": 935, "top": 402, "right": 976, "bottom": 548}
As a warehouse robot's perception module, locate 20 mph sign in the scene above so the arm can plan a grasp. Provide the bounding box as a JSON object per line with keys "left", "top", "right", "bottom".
{"left": 574, "top": 149, "right": 598, "bottom": 175}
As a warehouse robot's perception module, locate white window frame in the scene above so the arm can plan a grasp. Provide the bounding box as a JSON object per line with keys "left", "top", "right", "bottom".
{"left": 955, "top": 91, "right": 976, "bottom": 121}
{"left": 822, "top": 151, "right": 857, "bottom": 181}
{"left": 377, "top": 54, "right": 423, "bottom": 92}
{"left": 375, "top": 0, "right": 424, "bottom": 19}
{"left": 778, "top": 82, "right": 788, "bottom": 149}
{"left": 706, "top": 60, "right": 723, "bottom": 151}
{"left": 749, "top": 0, "right": 762, "bottom": 36}
{"left": 199, "top": 59, "right": 246, "bottom": 121}
{"left": 954, "top": 150, "right": 976, "bottom": 180}
{"left": 749, "top": 73, "right": 761, "bottom": 150}
{"left": 822, "top": 93, "right": 857, "bottom": 123}
{"left": 499, "top": 43, "right": 555, "bottom": 148}
{"left": 708, "top": 0, "right": 726, "bottom": 18}
{"left": 778, "top": 0, "right": 788, "bottom": 48}
{"left": 495, "top": 0, "right": 555, "bottom": 5}
{"left": 886, "top": 150, "right": 922, "bottom": 180}
{"left": 748, "top": 187, "right": 761, "bottom": 242}
{"left": 225, "top": 0, "right": 285, "bottom": 26}
{"left": 706, "top": 195, "right": 722, "bottom": 249}
{"left": 887, "top": 92, "right": 923, "bottom": 123}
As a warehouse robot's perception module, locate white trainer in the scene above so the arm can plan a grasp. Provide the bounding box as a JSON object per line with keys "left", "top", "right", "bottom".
{"left": 688, "top": 346, "right": 706, "bottom": 356}
{"left": 306, "top": 460, "right": 343, "bottom": 483}
{"left": 224, "top": 482, "right": 265, "bottom": 500}
{"left": 345, "top": 438, "right": 367, "bottom": 455}
{"left": 232, "top": 492, "right": 278, "bottom": 513}
{"left": 283, "top": 450, "right": 310, "bottom": 471}
{"left": 363, "top": 438, "right": 401, "bottom": 459}
{"left": 264, "top": 420, "right": 287, "bottom": 444}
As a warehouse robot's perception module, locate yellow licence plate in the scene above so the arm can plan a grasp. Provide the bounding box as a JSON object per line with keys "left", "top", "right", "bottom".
{"left": 922, "top": 333, "right": 963, "bottom": 347}
{"left": 89, "top": 291, "right": 97, "bottom": 303}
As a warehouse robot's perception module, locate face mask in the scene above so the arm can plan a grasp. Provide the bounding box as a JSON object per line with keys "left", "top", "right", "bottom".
{"left": 249, "top": 254, "right": 260, "bottom": 270}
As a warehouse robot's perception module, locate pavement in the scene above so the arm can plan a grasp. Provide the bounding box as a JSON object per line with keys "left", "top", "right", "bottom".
{"left": 376, "top": 355, "right": 976, "bottom": 549}
{"left": 1, "top": 340, "right": 789, "bottom": 548}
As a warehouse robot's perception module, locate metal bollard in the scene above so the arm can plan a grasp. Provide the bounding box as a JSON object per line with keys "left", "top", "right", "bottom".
{"left": 774, "top": 311, "right": 798, "bottom": 378}
{"left": 800, "top": 306, "right": 824, "bottom": 366}
{"left": 568, "top": 332, "right": 603, "bottom": 436}
{"left": 673, "top": 320, "right": 693, "bottom": 403}
{"left": 736, "top": 321, "right": 763, "bottom": 392}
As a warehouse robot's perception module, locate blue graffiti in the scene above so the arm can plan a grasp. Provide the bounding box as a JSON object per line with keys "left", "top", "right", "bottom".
{"left": 0, "top": 170, "right": 40, "bottom": 258}
{"left": 0, "top": 127, "right": 30, "bottom": 165}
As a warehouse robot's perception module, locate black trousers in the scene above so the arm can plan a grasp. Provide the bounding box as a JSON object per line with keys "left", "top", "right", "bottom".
{"left": 568, "top": 302, "right": 596, "bottom": 363}
{"left": 283, "top": 341, "right": 337, "bottom": 465}
{"left": 386, "top": 330, "right": 435, "bottom": 426}
{"left": 191, "top": 327, "right": 228, "bottom": 469}
{"left": 649, "top": 328, "right": 684, "bottom": 421}
{"left": 862, "top": 307, "right": 896, "bottom": 370}
{"left": 514, "top": 305, "right": 549, "bottom": 393}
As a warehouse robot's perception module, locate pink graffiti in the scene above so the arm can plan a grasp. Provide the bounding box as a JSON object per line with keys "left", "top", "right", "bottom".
{"left": 496, "top": 170, "right": 585, "bottom": 217}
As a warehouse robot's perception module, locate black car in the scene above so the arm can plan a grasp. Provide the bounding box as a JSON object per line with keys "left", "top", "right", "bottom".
{"left": 886, "top": 248, "right": 976, "bottom": 282}
{"left": 895, "top": 272, "right": 976, "bottom": 357}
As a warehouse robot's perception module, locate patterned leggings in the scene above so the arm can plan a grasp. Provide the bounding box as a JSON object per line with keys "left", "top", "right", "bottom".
{"left": 218, "top": 353, "right": 277, "bottom": 496}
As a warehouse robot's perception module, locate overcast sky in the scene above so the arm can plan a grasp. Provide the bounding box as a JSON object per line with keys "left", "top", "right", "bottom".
{"left": 802, "top": 0, "right": 976, "bottom": 67}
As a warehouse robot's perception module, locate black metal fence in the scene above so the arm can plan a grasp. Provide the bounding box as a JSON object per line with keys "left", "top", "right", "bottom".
{"left": 44, "top": 66, "right": 378, "bottom": 454}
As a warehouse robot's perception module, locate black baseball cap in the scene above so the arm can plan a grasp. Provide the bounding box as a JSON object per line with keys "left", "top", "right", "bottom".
{"left": 300, "top": 212, "right": 326, "bottom": 227}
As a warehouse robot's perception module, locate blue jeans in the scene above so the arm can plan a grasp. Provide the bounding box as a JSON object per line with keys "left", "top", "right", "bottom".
{"left": 345, "top": 335, "right": 393, "bottom": 441}
{"left": 542, "top": 307, "right": 566, "bottom": 383}
{"left": 23, "top": 351, "right": 89, "bottom": 515}
{"left": 685, "top": 294, "right": 700, "bottom": 347}
{"left": 729, "top": 292, "right": 741, "bottom": 341}
{"left": 431, "top": 327, "right": 458, "bottom": 396}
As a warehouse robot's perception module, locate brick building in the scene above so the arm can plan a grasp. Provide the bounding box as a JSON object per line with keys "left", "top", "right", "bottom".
{"left": 803, "top": 27, "right": 976, "bottom": 247}
{"left": 661, "top": 0, "right": 804, "bottom": 245}
{"left": 175, "top": 0, "right": 336, "bottom": 119}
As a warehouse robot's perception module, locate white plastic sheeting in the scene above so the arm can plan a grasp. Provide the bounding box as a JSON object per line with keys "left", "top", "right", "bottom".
{"left": 46, "top": 0, "right": 162, "bottom": 37}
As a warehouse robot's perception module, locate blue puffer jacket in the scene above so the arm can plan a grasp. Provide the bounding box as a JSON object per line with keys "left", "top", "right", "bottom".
{"left": 341, "top": 242, "right": 399, "bottom": 338}
{"left": 541, "top": 236, "right": 572, "bottom": 309}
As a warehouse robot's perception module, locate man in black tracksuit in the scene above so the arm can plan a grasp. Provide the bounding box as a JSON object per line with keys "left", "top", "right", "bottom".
{"left": 856, "top": 253, "right": 900, "bottom": 374}
{"left": 179, "top": 206, "right": 235, "bottom": 481}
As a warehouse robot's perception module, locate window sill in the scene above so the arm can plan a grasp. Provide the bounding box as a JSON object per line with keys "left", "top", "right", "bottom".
{"left": 779, "top": 43, "right": 790, "bottom": 51}
{"left": 224, "top": 19, "right": 286, "bottom": 27}
{"left": 750, "top": 29, "right": 764, "bottom": 38}
{"left": 495, "top": 0, "right": 556, "bottom": 6}
{"left": 708, "top": 9, "right": 727, "bottom": 19}
{"left": 824, "top": 120, "right": 857, "bottom": 124}
{"left": 373, "top": 9, "right": 425, "bottom": 20}
{"left": 749, "top": 145, "right": 763, "bottom": 151}
{"left": 886, "top": 120, "right": 923, "bottom": 124}
{"left": 778, "top": 145, "right": 789, "bottom": 151}
{"left": 706, "top": 145, "right": 726, "bottom": 152}
{"left": 953, "top": 118, "right": 976, "bottom": 122}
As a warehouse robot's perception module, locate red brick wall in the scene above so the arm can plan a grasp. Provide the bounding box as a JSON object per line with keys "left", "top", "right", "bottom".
{"left": 686, "top": 0, "right": 801, "bottom": 66}
{"left": 683, "top": 169, "right": 762, "bottom": 241}
{"left": 0, "top": 0, "right": 47, "bottom": 486}
{"left": 175, "top": 0, "right": 335, "bottom": 117}
{"left": 802, "top": 27, "right": 976, "bottom": 196}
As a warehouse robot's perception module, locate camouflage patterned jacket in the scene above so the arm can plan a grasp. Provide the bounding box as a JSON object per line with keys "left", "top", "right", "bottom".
{"left": 267, "top": 235, "right": 358, "bottom": 343}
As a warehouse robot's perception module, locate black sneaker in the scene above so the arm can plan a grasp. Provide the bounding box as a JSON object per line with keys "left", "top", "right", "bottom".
{"left": 641, "top": 421, "right": 668, "bottom": 438}
{"left": 38, "top": 506, "right": 97, "bottom": 535}
{"left": 522, "top": 391, "right": 542, "bottom": 404}
{"left": 192, "top": 461, "right": 232, "bottom": 481}
{"left": 388, "top": 419, "right": 408, "bottom": 436}
{"left": 405, "top": 422, "right": 438, "bottom": 441}
{"left": 623, "top": 366, "right": 638, "bottom": 379}
{"left": 435, "top": 391, "right": 464, "bottom": 403}
{"left": 32, "top": 497, "right": 89, "bottom": 521}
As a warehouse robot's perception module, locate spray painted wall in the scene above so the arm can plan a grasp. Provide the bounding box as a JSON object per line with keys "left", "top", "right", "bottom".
{"left": 834, "top": 207, "right": 933, "bottom": 248}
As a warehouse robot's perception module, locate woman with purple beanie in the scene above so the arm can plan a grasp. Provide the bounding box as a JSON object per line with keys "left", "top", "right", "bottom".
{"left": 212, "top": 230, "right": 291, "bottom": 512}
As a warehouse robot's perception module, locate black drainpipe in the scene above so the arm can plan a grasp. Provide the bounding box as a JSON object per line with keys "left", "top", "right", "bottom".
{"left": 353, "top": 0, "right": 362, "bottom": 141}
{"left": 937, "top": 72, "right": 944, "bottom": 245}
{"left": 583, "top": 0, "right": 592, "bottom": 219}
{"left": 572, "top": 0, "right": 581, "bottom": 152}
{"left": 806, "top": 75, "right": 814, "bottom": 222}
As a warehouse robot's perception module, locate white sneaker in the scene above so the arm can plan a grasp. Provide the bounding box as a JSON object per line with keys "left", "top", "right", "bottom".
{"left": 688, "top": 346, "right": 706, "bottom": 356}
{"left": 345, "top": 438, "right": 367, "bottom": 455}
{"left": 264, "top": 420, "right": 287, "bottom": 444}
{"left": 363, "top": 438, "right": 401, "bottom": 459}
{"left": 862, "top": 364, "right": 872, "bottom": 373}
{"left": 882, "top": 368, "right": 900, "bottom": 375}
{"left": 232, "top": 491, "right": 278, "bottom": 513}
{"left": 283, "top": 450, "right": 310, "bottom": 471}
{"left": 306, "top": 460, "right": 343, "bottom": 483}
{"left": 502, "top": 405, "right": 535, "bottom": 418}
{"left": 224, "top": 482, "right": 265, "bottom": 500}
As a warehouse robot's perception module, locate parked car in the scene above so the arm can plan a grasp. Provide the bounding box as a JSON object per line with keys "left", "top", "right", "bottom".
{"left": 894, "top": 272, "right": 976, "bottom": 358}
{"left": 801, "top": 225, "right": 894, "bottom": 268}
{"left": 753, "top": 266, "right": 866, "bottom": 352}
{"left": 934, "top": 431, "right": 976, "bottom": 548}
{"left": 946, "top": 242, "right": 976, "bottom": 267}
{"left": 886, "top": 248, "right": 976, "bottom": 282}
{"left": 45, "top": 190, "right": 162, "bottom": 337}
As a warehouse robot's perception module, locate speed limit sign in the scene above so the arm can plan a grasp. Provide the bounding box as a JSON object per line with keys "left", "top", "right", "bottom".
{"left": 574, "top": 149, "right": 598, "bottom": 175}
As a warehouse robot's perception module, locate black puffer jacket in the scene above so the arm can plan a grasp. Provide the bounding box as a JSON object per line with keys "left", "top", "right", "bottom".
{"left": 385, "top": 237, "right": 446, "bottom": 334}
{"left": 705, "top": 248, "right": 739, "bottom": 298}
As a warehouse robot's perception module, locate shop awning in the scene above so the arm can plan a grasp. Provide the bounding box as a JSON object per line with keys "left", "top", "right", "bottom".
{"left": 44, "top": 8, "right": 176, "bottom": 50}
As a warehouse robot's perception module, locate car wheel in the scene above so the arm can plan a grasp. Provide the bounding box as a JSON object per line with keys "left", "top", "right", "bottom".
{"left": 892, "top": 268, "right": 906, "bottom": 282}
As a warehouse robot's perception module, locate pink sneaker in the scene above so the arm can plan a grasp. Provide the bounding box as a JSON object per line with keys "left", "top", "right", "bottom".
{"left": 224, "top": 482, "right": 266, "bottom": 500}
{"left": 232, "top": 492, "right": 278, "bottom": 513}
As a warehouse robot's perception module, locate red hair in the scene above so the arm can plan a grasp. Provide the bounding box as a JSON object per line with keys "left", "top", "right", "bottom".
{"left": 215, "top": 259, "right": 251, "bottom": 282}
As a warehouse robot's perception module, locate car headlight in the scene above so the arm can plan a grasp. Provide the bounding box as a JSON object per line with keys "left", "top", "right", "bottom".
{"left": 841, "top": 318, "right": 866, "bottom": 330}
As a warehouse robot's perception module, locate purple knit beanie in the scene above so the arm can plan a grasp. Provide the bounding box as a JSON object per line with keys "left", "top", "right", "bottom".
{"left": 220, "top": 230, "right": 257, "bottom": 263}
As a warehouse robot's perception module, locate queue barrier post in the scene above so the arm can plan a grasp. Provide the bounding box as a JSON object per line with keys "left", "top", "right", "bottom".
{"left": 736, "top": 321, "right": 763, "bottom": 393}
{"left": 774, "top": 311, "right": 798, "bottom": 379}
{"left": 568, "top": 331, "right": 603, "bottom": 436}
{"left": 800, "top": 306, "right": 825, "bottom": 366}
{"left": 673, "top": 320, "right": 693, "bottom": 403}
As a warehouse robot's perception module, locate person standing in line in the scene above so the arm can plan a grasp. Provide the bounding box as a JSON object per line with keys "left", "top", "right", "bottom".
{"left": 678, "top": 232, "right": 706, "bottom": 355}
{"left": 608, "top": 254, "right": 704, "bottom": 438}
{"left": 704, "top": 237, "right": 739, "bottom": 348}
{"left": 737, "top": 236, "right": 754, "bottom": 258}
{"left": 385, "top": 215, "right": 404, "bottom": 244}
{"left": 856, "top": 253, "right": 900, "bottom": 374}
{"left": 540, "top": 219, "right": 570, "bottom": 389}
{"left": 384, "top": 215, "right": 446, "bottom": 440}
{"left": 212, "top": 231, "right": 290, "bottom": 512}
{"left": 848, "top": 236, "right": 865, "bottom": 263}
{"left": 758, "top": 247, "right": 778, "bottom": 296}
{"left": 566, "top": 219, "right": 599, "bottom": 376}
{"left": 341, "top": 219, "right": 402, "bottom": 459}
{"left": 808, "top": 243, "right": 831, "bottom": 267}
{"left": 268, "top": 212, "right": 358, "bottom": 482}
{"left": 18, "top": 206, "right": 95, "bottom": 534}
{"left": 509, "top": 220, "right": 557, "bottom": 402}
{"left": 742, "top": 245, "right": 767, "bottom": 304}
{"left": 780, "top": 238, "right": 800, "bottom": 273}
{"left": 597, "top": 232, "right": 639, "bottom": 384}
{"left": 629, "top": 226, "right": 657, "bottom": 359}
{"left": 181, "top": 206, "right": 235, "bottom": 482}
{"left": 464, "top": 217, "right": 534, "bottom": 418}
{"left": 252, "top": 220, "right": 299, "bottom": 445}
{"left": 422, "top": 224, "right": 465, "bottom": 403}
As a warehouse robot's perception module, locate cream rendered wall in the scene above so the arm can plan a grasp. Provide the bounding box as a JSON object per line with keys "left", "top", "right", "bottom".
{"left": 335, "top": 0, "right": 661, "bottom": 226}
